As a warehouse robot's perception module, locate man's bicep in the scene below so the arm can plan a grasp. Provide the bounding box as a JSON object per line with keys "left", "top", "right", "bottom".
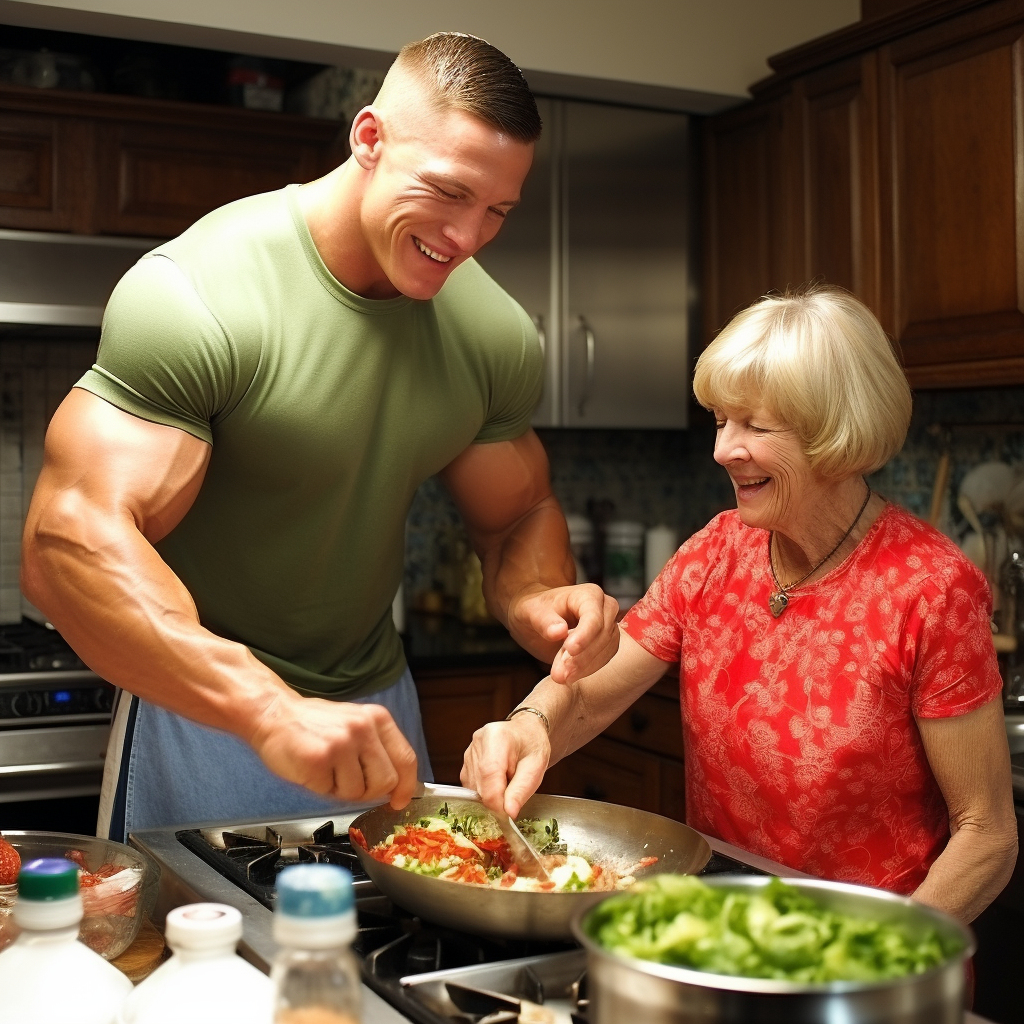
{"left": 439, "top": 430, "right": 554, "bottom": 537}
{"left": 33, "top": 388, "right": 211, "bottom": 544}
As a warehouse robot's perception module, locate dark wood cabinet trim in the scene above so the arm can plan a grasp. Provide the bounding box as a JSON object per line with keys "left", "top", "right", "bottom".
{"left": 0, "top": 83, "right": 344, "bottom": 145}
{"left": 754, "top": 0, "right": 1009, "bottom": 94}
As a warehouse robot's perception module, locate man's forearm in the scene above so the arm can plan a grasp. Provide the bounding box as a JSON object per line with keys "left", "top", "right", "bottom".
{"left": 476, "top": 496, "right": 575, "bottom": 659}
{"left": 912, "top": 823, "right": 1018, "bottom": 924}
{"left": 22, "top": 501, "right": 295, "bottom": 745}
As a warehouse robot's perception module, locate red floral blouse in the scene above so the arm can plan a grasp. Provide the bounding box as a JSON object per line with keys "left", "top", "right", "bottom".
{"left": 621, "top": 503, "right": 1002, "bottom": 894}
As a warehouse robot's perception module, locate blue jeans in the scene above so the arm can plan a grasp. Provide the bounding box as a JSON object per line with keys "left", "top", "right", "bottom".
{"left": 99, "top": 667, "right": 432, "bottom": 841}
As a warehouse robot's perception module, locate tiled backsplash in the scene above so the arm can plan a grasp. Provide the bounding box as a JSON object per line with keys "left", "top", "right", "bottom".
{"left": 0, "top": 336, "right": 99, "bottom": 623}
{"left": 2, "top": 335, "right": 1023, "bottom": 620}
{"left": 405, "top": 387, "right": 1024, "bottom": 598}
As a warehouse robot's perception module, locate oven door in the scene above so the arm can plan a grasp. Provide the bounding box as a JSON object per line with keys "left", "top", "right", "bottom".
{"left": 0, "top": 670, "right": 113, "bottom": 803}
{"left": 0, "top": 722, "right": 110, "bottom": 802}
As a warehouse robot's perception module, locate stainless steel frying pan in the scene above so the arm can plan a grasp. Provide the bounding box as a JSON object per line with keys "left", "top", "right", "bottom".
{"left": 348, "top": 793, "right": 711, "bottom": 940}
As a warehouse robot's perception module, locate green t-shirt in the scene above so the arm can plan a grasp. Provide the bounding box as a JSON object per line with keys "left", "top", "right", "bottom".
{"left": 77, "top": 185, "right": 543, "bottom": 699}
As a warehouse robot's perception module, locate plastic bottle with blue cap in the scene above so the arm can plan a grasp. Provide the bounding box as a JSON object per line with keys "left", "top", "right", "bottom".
{"left": 0, "top": 856, "right": 133, "bottom": 1024}
{"left": 272, "top": 863, "right": 361, "bottom": 1024}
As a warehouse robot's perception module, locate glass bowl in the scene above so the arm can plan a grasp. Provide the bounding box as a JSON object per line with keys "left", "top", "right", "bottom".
{"left": 0, "top": 831, "right": 160, "bottom": 960}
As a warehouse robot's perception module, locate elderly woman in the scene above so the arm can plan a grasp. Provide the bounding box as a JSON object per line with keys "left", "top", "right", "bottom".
{"left": 462, "top": 285, "right": 1017, "bottom": 924}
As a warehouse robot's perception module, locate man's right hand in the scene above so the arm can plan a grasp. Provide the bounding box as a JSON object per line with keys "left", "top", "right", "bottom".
{"left": 249, "top": 692, "right": 419, "bottom": 809}
{"left": 461, "top": 712, "right": 551, "bottom": 819}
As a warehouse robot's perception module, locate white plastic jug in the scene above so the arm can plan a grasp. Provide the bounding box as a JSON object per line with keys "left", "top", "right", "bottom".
{"left": 0, "top": 857, "right": 133, "bottom": 1024}
{"left": 118, "top": 903, "right": 273, "bottom": 1024}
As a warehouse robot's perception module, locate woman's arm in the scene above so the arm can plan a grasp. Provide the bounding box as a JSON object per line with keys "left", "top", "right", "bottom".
{"left": 462, "top": 630, "right": 671, "bottom": 817}
{"left": 912, "top": 696, "right": 1018, "bottom": 924}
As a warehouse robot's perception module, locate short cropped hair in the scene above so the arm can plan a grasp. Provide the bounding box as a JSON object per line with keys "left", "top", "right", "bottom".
{"left": 394, "top": 32, "right": 542, "bottom": 143}
{"left": 692, "top": 285, "right": 912, "bottom": 480}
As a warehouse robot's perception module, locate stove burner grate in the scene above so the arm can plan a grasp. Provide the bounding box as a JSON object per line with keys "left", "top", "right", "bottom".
{"left": 176, "top": 819, "right": 370, "bottom": 907}
{"left": 0, "top": 619, "right": 87, "bottom": 673}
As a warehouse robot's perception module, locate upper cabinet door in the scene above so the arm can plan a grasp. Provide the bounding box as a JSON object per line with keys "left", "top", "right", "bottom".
{"left": 562, "top": 101, "right": 691, "bottom": 428}
{"left": 879, "top": 10, "right": 1024, "bottom": 387}
{"left": 0, "top": 111, "right": 92, "bottom": 233}
{"left": 472, "top": 98, "right": 557, "bottom": 427}
{"left": 796, "top": 53, "right": 880, "bottom": 312}
{"left": 702, "top": 96, "right": 800, "bottom": 345}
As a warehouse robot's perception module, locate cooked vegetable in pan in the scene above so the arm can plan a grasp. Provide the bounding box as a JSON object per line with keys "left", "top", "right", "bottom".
{"left": 350, "top": 803, "right": 657, "bottom": 892}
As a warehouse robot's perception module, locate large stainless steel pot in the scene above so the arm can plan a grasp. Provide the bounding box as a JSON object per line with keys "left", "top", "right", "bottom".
{"left": 571, "top": 875, "right": 974, "bottom": 1023}
{"left": 348, "top": 794, "right": 711, "bottom": 940}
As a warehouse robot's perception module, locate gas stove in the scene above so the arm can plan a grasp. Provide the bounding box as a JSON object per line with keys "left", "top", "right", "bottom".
{"left": 131, "top": 811, "right": 796, "bottom": 1024}
{"left": 0, "top": 618, "right": 113, "bottom": 804}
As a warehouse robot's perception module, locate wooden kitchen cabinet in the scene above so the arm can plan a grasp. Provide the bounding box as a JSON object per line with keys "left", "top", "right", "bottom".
{"left": 877, "top": 4, "right": 1024, "bottom": 386}
{"left": 702, "top": 0, "right": 1024, "bottom": 388}
{"left": 703, "top": 98, "right": 791, "bottom": 339}
{"left": 0, "top": 84, "right": 342, "bottom": 238}
{"left": 0, "top": 109, "right": 93, "bottom": 232}
{"left": 539, "top": 676, "right": 687, "bottom": 821}
{"left": 416, "top": 663, "right": 540, "bottom": 785}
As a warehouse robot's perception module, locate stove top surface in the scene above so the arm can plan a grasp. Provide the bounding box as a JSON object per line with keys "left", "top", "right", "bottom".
{"left": 0, "top": 618, "right": 88, "bottom": 673}
{"left": 171, "top": 813, "right": 765, "bottom": 1024}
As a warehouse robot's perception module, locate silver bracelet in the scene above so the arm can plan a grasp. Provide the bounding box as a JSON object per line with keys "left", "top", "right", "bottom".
{"left": 505, "top": 705, "right": 550, "bottom": 733}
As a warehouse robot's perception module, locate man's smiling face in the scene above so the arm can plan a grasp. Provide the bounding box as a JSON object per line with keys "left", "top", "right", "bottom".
{"left": 355, "top": 101, "right": 534, "bottom": 300}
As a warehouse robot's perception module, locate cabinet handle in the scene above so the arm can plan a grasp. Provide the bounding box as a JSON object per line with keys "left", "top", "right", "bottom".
{"left": 583, "top": 783, "right": 606, "bottom": 801}
{"left": 532, "top": 314, "right": 546, "bottom": 354}
{"left": 577, "top": 315, "right": 595, "bottom": 417}
{"left": 630, "top": 710, "right": 649, "bottom": 733}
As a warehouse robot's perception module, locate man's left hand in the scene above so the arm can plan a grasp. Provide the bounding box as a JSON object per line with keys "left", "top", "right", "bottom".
{"left": 508, "top": 583, "right": 619, "bottom": 683}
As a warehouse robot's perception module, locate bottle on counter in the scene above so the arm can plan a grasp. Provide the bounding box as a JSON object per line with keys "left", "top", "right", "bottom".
{"left": 604, "top": 520, "right": 646, "bottom": 612}
{"left": 272, "top": 863, "right": 361, "bottom": 1024}
{"left": 0, "top": 856, "right": 133, "bottom": 1024}
{"left": 644, "top": 523, "right": 678, "bottom": 587}
{"left": 565, "top": 513, "right": 595, "bottom": 584}
{"left": 118, "top": 902, "right": 273, "bottom": 1023}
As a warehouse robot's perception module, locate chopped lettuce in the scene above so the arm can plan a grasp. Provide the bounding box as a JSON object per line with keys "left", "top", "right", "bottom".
{"left": 584, "top": 875, "right": 961, "bottom": 983}
{"left": 434, "top": 803, "right": 503, "bottom": 842}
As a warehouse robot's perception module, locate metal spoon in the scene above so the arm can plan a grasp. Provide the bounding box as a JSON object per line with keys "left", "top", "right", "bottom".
{"left": 413, "top": 781, "right": 553, "bottom": 882}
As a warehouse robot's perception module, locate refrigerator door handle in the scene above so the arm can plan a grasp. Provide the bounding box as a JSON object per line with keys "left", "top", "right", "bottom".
{"left": 578, "top": 315, "right": 595, "bottom": 416}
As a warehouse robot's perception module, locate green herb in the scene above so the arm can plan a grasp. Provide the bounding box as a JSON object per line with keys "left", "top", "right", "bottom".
{"left": 585, "top": 876, "right": 961, "bottom": 983}
{"left": 516, "top": 817, "right": 566, "bottom": 856}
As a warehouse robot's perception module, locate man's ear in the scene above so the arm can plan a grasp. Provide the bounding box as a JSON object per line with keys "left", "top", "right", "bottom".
{"left": 350, "top": 107, "right": 384, "bottom": 170}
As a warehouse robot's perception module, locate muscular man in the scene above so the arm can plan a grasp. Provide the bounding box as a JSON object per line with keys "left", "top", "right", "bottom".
{"left": 21, "top": 33, "right": 619, "bottom": 841}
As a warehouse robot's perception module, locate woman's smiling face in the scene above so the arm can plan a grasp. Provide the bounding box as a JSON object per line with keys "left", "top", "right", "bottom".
{"left": 712, "top": 406, "right": 820, "bottom": 533}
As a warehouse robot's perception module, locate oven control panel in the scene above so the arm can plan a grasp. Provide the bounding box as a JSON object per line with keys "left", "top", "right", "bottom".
{"left": 0, "top": 672, "right": 114, "bottom": 726}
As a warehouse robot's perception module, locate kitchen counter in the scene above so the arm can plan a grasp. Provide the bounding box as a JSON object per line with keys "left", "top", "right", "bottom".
{"left": 130, "top": 815, "right": 994, "bottom": 1024}
{"left": 401, "top": 611, "right": 537, "bottom": 671}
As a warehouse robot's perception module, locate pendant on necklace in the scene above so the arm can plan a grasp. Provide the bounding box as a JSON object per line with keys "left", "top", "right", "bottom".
{"left": 768, "top": 591, "right": 789, "bottom": 618}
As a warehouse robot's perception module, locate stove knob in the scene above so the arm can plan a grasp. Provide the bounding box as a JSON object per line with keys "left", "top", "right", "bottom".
{"left": 10, "top": 691, "right": 44, "bottom": 717}
{"left": 93, "top": 688, "right": 114, "bottom": 713}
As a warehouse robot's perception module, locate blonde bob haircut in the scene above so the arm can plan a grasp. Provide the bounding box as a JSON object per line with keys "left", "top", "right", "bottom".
{"left": 693, "top": 285, "right": 912, "bottom": 480}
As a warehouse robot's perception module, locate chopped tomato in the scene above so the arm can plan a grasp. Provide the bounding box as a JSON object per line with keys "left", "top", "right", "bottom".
{"left": 368, "top": 826, "right": 477, "bottom": 868}
{"left": 475, "top": 837, "right": 514, "bottom": 872}
{"left": 450, "top": 862, "right": 489, "bottom": 885}
{"left": 349, "top": 828, "right": 368, "bottom": 851}
{"left": 637, "top": 856, "right": 659, "bottom": 868}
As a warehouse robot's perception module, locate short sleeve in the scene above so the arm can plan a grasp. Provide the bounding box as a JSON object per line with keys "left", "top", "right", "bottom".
{"left": 75, "top": 254, "right": 240, "bottom": 444}
{"left": 472, "top": 298, "right": 543, "bottom": 444}
{"left": 621, "top": 516, "right": 735, "bottom": 662}
{"left": 908, "top": 557, "right": 1003, "bottom": 718}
